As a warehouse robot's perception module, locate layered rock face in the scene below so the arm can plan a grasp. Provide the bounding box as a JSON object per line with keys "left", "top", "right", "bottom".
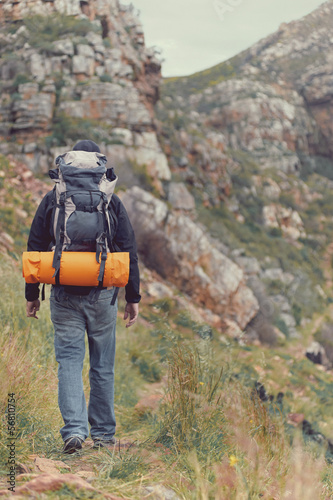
{"left": 159, "top": 1, "right": 333, "bottom": 201}
{"left": 248, "top": 1, "right": 333, "bottom": 157}
{"left": 121, "top": 187, "right": 259, "bottom": 330}
{"left": 202, "top": 80, "right": 316, "bottom": 173}
{"left": 156, "top": 1, "right": 333, "bottom": 340}
{"left": 0, "top": 0, "right": 165, "bottom": 178}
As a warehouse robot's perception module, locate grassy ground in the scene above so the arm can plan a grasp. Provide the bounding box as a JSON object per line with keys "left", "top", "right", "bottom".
{"left": 1, "top": 254, "right": 333, "bottom": 499}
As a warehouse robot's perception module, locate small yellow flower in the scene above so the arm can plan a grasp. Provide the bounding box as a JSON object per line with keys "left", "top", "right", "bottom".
{"left": 199, "top": 382, "right": 204, "bottom": 386}
{"left": 250, "top": 419, "right": 253, "bottom": 423}
{"left": 37, "top": 365, "right": 42, "bottom": 368}
{"left": 229, "top": 455, "right": 239, "bottom": 467}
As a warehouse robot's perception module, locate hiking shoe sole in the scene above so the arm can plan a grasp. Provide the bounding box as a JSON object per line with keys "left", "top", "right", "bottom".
{"left": 63, "top": 436, "right": 83, "bottom": 454}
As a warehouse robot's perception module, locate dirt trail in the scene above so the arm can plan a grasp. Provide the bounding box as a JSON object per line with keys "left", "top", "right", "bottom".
{"left": 0, "top": 439, "right": 135, "bottom": 499}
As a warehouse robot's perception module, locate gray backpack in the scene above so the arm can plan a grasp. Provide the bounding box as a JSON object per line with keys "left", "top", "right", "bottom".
{"left": 49, "top": 150, "right": 118, "bottom": 287}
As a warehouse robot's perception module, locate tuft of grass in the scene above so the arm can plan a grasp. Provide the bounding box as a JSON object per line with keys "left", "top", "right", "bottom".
{"left": 153, "top": 341, "right": 226, "bottom": 462}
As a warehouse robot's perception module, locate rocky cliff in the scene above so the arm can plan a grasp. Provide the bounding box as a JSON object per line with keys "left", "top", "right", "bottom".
{"left": 160, "top": 0, "right": 333, "bottom": 196}
{"left": 0, "top": 0, "right": 165, "bottom": 175}
{"left": 157, "top": 0, "right": 333, "bottom": 341}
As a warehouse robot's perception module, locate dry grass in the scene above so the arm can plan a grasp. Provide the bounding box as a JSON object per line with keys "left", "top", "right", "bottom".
{"left": 1, "top": 255, "right": 333, "bottom": 498}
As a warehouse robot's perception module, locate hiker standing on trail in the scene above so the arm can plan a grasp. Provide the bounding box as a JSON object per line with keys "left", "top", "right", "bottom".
{"left": 25, "top": 140, "right": 141, "bottom": 454}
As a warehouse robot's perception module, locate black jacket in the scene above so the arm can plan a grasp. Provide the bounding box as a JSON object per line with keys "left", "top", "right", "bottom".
{"left": 25, "top": 189, "right": 141, "bottom": 304}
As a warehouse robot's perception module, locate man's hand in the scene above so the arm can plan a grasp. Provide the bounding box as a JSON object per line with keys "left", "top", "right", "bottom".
{"left": 123, "top": 302, "right": 139, "bottom": 328}
{"left": 26, "top": 299, "right": 40, "bottom": 319}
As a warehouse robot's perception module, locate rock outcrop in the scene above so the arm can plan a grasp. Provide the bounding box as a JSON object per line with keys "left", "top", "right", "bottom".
{"left": 0, "top": 0, "right": 167, "bottom": 183}
{"left": 121, "top": 186, "right": 259, "bottom": 330}
{"left": 159, "top": 1, "right": 333, "bottom": 209}
{"left": 155, "top": 1, "right": 333, "bottom": 337}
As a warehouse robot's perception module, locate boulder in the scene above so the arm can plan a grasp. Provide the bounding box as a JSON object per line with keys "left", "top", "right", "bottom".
{"left": 85, "top": 31, "right": 104, "bottom": 46}
{"left": 34, "top": 457, "right": 70, "bottom": 474}
{"left": 30, "top": 52, "right": 46, "bottom": 82}
{"left": 76, "top": 43, "right": 95, "bottom": 59}
{"left": 12, "top": 91, "right": 54, "bottom": 132}
{"left": 50, "top": 38, "right": 74, "bottom": 56}
{"left": 168, "top": 182, "right": 195, "bottom": 211}
{"left": 105, "top": 59, "right": 122, "bottom": 77}
{"left": 260, "top": 267, "right": 294, "bottom": 285}
{"left": 0, "top": 472, "right": 122, "bottom": 499}
{"left": 79, "top": 82, "right": 152, "bottom": 127}
{"left": 262, "top": 204, "right": 306, "bottom": 239}
{"left": 144, "top": 485, "right": 180, "bottom": 500}
{"left": 306, "top": 341, "right": 329, "bottom": 366}
{"left": 106, "top": 132, "right": 171, "bottom": 181}
{"left": 146, "top": 281, "right": 174, "bottom": 299}
{"left": 132, "top": 132, "right": 171, "bottom": 180}
{"left": 72, "top": 55, "right": 95, "bottom": 76}
{"left": 121, "top": 187, "right": 259, "bottom": 329}
{"left": 111, "top": 128, "right": 133, "bottom": 146}
{"left": 234, "top": 256, "right": 261, "bottom": 276}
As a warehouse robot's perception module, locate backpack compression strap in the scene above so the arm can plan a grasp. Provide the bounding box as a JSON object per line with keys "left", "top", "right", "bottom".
{"left": 52, "top": 192, "right": 66, "bottom": 284}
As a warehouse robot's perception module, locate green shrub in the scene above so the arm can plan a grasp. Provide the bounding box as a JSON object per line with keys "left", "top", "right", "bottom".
{"left": 99, "top": 74, "right": 112, "bottom": 83}
{"left": 129, "top": 348, "right": 162, "bottom": 383}
{"left": 103, "top": 38, "right": 112, "bottom": 48}
{"left": 279, "top": 192, "right": 299, "bottom": 210}
{"left": 269, "top": 227, "right": 283, "bottom": 238}
{"left": 22, "top": 13, "right": 100, "bottom": 51}
{"left": 162, "top": 57, "right": 240, "bottom": 98}
{"left": 10, "top": 92, "right": 22, "bottom": 101}
{"left": 153, "top": 342, "right": 226, "bottom": 461}
{"left": 274, "top": 316, "right": 289, "bottom": 338}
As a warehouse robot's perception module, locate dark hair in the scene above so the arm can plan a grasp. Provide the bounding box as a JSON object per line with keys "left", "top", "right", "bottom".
{"left": 73, "top": 140, "right": 101, "bottom": 153}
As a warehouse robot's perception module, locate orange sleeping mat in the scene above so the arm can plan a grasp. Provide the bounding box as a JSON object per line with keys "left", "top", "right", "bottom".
{"left": 22, "top": 251, "right": 130, "bottom": 288}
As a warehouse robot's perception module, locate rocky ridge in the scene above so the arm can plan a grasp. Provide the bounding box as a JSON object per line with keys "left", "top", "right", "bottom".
{"left": 157, "top": 0, "right": 333, "bottom": 342}
{"left": 160, "top": 1, "right": 333, "bottom": 192}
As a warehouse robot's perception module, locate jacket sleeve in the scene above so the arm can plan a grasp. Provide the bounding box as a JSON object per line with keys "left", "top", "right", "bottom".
{"left": 25, "top": 191, "right": 54, "bottom": 301}
{"left": 111, "top": 195, "right": 141, "bottom": 304}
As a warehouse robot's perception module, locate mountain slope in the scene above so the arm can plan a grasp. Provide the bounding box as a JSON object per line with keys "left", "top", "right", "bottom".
{"left": 157, "top": 0, "right": 333, "bottom": 343}
{"left": 1, "top": 1, "right": 333, "bottom": 497}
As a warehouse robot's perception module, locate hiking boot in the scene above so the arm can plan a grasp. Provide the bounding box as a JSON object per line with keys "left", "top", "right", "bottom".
{"left": 93, "top": 436, "right": 117, "bottom": 449}
{"left": 63, "top": 436, "right": 83, "bottom": 454}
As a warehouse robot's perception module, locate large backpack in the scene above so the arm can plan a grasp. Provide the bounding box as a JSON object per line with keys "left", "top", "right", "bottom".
{"left": 49, "top": 150, "right": 118, "bottom": 287}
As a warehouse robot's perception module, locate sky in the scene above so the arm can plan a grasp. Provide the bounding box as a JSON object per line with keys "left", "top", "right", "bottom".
{"left": 123, "top": 0, "right": 327, "bottom": 77}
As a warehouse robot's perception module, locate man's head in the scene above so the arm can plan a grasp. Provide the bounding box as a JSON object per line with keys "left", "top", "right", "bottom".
{"left": 73, "top": 140, "right": 101, "bottom": 153}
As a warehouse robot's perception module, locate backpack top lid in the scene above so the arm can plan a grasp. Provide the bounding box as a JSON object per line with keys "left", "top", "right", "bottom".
{"left": 56, "top": 150, "right": 107, "bottom": 170}
{"left": 73, "top": 139, "right": 101, "bottom": 153}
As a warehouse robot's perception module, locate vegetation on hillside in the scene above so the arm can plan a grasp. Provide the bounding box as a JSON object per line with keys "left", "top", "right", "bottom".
{"left": 162, "top": 3, "right": 333, "bottom": 97}
{"left": 6, "top": 13, "right": 100, "bottom": 52}
{"left": 1, "top": 255, "right": 333, "bottom": 497}
{"left": 0, "top": 155, "right": 40, "bottom": 253}
{"left": 163, "top": 56, "right": 242, "bottom": 98}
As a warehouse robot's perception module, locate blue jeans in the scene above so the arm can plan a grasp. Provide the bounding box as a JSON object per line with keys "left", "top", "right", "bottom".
{"left": 50, "top": 287, "right": 117, "bottom": 442}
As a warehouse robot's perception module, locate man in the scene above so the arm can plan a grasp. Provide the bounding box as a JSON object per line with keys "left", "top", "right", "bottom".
{"left": 25, "top": 139, "right": 140, "bottom": 454}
